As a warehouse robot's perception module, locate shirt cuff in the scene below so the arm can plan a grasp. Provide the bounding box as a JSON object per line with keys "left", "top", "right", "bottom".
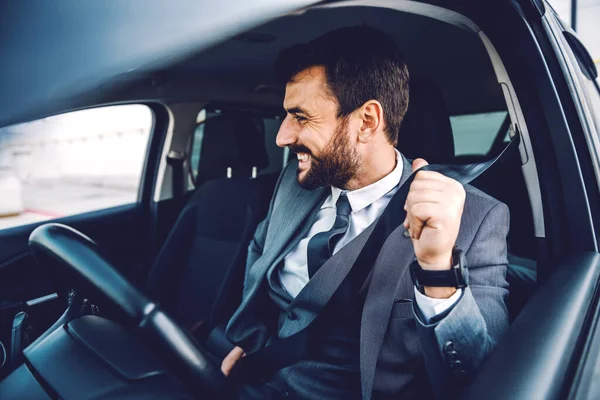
{"left": 414, "top": 287, "right": 462, "bottom": 323}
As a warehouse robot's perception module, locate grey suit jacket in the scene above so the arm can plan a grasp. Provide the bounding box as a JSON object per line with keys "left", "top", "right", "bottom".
{"left": 226, "top": 156, "right": 510, "bottom": 399}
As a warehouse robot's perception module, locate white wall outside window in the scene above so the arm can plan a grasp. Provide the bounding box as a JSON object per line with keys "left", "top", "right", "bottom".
{"left": 0, "top": 105, "right": 152, "bottom": 229}
{"left": 548, "top": 0, "right": 600, "bottom": 65}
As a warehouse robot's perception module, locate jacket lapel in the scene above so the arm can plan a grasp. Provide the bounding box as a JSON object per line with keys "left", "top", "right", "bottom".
{"left": 228, "top": 165, "right": 327, "bottom": 348}
{"left": 244, "top": 163, "right": 328, "bottom": 295}
{"left": 278, "top": 220, "right": 378, "bottom": 338}
{"left": 360, "top": 156, "right": 415, "bottom": 400}
{"left": 261, "top": 186, "right": 328, "bottom": 281}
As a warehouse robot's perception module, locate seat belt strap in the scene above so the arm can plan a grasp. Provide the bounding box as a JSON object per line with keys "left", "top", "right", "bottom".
{"left": 166, "top": 150, "right": 186, "bottom": 202}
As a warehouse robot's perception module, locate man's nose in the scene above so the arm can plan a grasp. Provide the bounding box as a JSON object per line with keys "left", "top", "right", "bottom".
{"left": 276, "top": 117, "right": 296, "bottom": 148}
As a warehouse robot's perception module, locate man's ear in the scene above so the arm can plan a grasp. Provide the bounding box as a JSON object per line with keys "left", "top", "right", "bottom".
{"left": 357, "top": 100, "right": 383, "bottom": 143}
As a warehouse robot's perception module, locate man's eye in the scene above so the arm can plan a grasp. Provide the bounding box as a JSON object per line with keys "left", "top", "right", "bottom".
{"left": 295, "top": 115, "right": 307, "bottom": 123}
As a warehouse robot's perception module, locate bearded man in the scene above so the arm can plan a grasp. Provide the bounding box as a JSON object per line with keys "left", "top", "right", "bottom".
{"left": 220, "top": 26, "right": 510, "bottom": 400}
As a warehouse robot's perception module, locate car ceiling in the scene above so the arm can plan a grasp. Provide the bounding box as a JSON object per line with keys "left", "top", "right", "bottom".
{"left": 162, "top": 6, "right": 506, "bottom": 116}
{"left": 0, "top": 0, "right": 318, "bottom": 128}
{"left": 0, "top": 1, "right": 506, "bottom": 128}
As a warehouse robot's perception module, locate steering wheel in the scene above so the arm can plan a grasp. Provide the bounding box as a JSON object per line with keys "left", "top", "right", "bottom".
{"left": 28, "top": 223, "right": 232, "bottom": 398}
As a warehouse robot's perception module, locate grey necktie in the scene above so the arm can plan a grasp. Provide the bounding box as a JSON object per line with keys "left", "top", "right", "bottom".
{"left": 306, "top": 194, "right": 352, "bottom": 278}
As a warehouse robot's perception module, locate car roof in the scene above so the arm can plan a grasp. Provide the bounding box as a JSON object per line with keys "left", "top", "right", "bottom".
{"left": 0, "top": 0, "right": 513, "bottom": 128}
{"left": 0, "top": 0, "right": 319, "bottom": 128}
{"left": 165, "top": 6, "right": 504, "bottom": 116}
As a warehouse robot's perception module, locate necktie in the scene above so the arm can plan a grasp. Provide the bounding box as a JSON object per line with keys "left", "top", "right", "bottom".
{"left": 307, "top": 194, "right": 352, "bottom": 278}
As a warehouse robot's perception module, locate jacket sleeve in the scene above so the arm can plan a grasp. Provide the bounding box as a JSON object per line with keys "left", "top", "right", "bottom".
{"left": 414, "top": 202, "right": 510, "bottom": 397}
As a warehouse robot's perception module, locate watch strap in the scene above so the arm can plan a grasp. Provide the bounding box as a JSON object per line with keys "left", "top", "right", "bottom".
{"left": 410, "top": 249, "right": 468, "bottom": 289}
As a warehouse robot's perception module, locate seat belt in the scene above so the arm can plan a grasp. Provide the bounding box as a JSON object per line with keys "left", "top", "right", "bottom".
{"left": 236, "top": 132, "right": 521, "bottom": 381}
{"left": 166, "top": 150, "right": 186, "bottom": 205}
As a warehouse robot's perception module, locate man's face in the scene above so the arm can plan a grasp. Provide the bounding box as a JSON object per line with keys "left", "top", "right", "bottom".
{"left": 276, "top": 66, "right": 362, "bottom": 190}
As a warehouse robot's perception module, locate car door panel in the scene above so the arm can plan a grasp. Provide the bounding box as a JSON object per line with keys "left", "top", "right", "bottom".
{"left": 0, "top": 204, "right": 147, "bottom": 293}
{"left": 0, "top": 203, "right": 148, "bottom": 375}
{"left": 465, "top": 251, "right": 600, "bottom": 399}
{"left": 464, "top": 3, "right": 600, "bottom": 398}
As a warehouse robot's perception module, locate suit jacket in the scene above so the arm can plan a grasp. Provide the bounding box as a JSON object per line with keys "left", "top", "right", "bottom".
{"left": 226, "top": 156, "right": 510, "bottom": 399}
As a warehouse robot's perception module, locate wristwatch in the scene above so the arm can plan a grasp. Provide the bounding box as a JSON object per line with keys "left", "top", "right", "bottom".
{"left": 410, "top": 248, "right": 468, "bottom": 292}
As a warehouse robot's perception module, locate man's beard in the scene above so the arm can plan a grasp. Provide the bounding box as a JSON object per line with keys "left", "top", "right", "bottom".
{"left": 291, "top": 118, "right": 362, "bottom": 190}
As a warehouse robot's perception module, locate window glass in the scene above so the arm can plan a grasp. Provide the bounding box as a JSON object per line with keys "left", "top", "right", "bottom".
{"left": 450, "top": 111, "right": 508, "bottom": 156}
{"left": 190, "top": 109, "right": 283, "bottom": 182}
{"left": 583, "top": 79, "right": 600, "bottom": 135}
{"left": 555, "top": 22, "right": 600, "bottom": 144}
{"left": 0, "top": 105, "right": 153, "bottom": 230}
{"left": 190, "top": 109, "right": 218, "bottom": 180}
{"left": 190, "top": 124, "right": 205, "bottom": 178}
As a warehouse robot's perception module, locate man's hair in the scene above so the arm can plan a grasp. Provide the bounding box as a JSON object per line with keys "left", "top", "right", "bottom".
{"left": 275, "top": 26, "right": 410, "bottom": 146}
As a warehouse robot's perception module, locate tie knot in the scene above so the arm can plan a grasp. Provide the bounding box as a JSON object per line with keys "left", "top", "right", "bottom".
{"left": 336, "top": 194, "right": 352, "bottom": 217}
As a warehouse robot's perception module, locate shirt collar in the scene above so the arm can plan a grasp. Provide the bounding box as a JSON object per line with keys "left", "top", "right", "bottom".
{"left": 324, "top": 149, "right": 404, "bottom": 213}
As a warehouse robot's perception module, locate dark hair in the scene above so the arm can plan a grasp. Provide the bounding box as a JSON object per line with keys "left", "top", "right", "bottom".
{"left": 275, "top": 26, "right": 410, "bottom": 146}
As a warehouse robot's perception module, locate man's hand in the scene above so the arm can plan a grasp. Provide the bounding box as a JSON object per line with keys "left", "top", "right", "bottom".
{"left": 403, "top": 158, "right": 466, "bottom": 298}
{"left": 221, "top": 346, "right": 245, "bottom": 377}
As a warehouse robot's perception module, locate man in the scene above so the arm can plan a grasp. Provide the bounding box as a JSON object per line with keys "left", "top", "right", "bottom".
{"left": 221, "top": 26, "right": 510, "bottom": 399}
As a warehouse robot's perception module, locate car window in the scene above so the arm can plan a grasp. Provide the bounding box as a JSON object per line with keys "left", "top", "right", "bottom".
{"left": 555, "top": 26, "right": 600, "bottom": 145}
{"left": 582, "top": 78, "right": 600, "bottom": 135}
{"left": 190, "top": 109, "right": 284, "bottom": 182}
{"left": 449, "top": 111, "right": 508, "bottom": 156}
{"left": 189, "top": 109, "right": 209, "bottom": 177}
{"left": 0, "top": 104, "right": 153, "bottom": 230}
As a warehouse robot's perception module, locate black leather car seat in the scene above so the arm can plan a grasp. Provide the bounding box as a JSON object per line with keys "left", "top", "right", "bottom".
{"left": 145, "top": 112, "right": 278, "bottom": 330}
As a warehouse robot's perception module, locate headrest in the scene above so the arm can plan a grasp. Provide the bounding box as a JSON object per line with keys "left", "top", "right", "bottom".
{"left": 396, "top": 80, "right": 455, "bottom": 164}
{"left": 196, "top": 112, "right": 269, "bottom": 184}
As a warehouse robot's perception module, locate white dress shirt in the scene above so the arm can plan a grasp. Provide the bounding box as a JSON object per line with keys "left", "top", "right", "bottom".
{"left": 278, "top": 150, "right": 460, "bottom": 321}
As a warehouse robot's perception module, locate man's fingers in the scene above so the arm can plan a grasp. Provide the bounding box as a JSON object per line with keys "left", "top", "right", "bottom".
{"left": 409, "top": 178, "right": 448, "bottom": 192}
{"left": 221, "top": 346, "right": 245, "bottom": 377}
{"left": 406, "top": 209, "right": 424, "bottom": 239}
{"left": 412, "top": 158, "right": 429, "bottom": 172}
{"left": 405, "top": 198, "right": 428, "bottom": 239}
{"left": 407, "top": 202, "right": 445, "bottom": 239}
{"left": 409, "top": 203, "right": 445, "bottom": 239}
{"left": 406, "top": 189, "right": 445, "bottom": 207}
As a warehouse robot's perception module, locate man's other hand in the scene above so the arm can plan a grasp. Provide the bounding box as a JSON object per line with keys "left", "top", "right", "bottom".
{"left": 221, "top": 346, "right": 245, "bottom": 377}
{"left": 403, "top": 158, "right": 465, "bottom": 277}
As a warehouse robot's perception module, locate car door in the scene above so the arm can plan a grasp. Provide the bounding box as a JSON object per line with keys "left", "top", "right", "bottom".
{"left": 462, "top": 1, "right": 600, "bottom": 398}
{"left": 541, "top": 6, "right": 600, "bottom": 400}
{"left": 0, "top": 103, "right": 167, "bottom": 375}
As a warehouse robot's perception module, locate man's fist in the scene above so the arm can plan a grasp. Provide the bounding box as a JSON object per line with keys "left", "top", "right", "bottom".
{"left": 403, "top": 158, "right": 465, "bottom": 276}
{"left": 221, "top": 346, "right": 245, "bottom": 377}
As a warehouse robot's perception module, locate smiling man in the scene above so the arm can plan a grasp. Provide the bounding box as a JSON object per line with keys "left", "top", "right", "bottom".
{"left": 223, "top": 26, "right": 510, "bottom": 399}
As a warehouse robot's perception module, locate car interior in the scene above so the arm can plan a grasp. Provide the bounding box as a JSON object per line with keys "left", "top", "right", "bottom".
{"left": 1, "top": 0, "right": 598, "bottom": 398}
{"left": 140, "top": 5, "right": 538, "bottom": 330}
